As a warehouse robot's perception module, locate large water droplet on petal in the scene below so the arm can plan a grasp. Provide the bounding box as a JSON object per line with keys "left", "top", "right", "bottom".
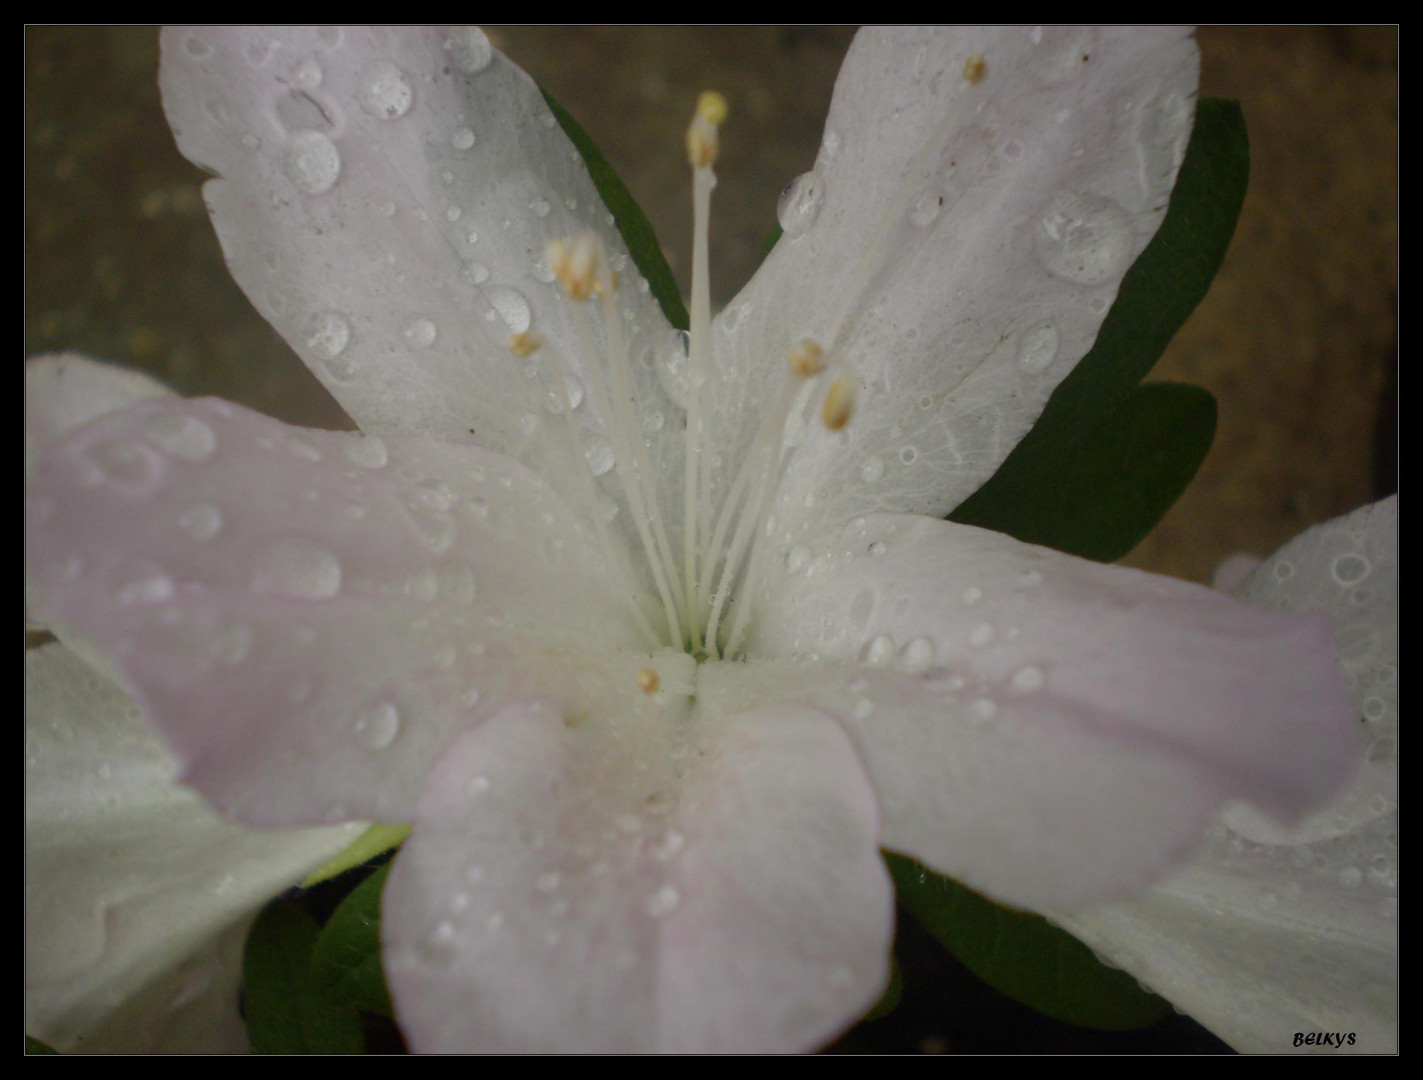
{"left": 859, "top": 633, "right": 896, "bottom": 668}
{"left": 584, "top": 438, "right": 616, "bottom": 477}
{"left": 909, "top": 190, "right": 942, "bottom": 227}
{"left": 177, "top": 503, "right": 223, "bottom": 541}
{"left": 897, "top": 636, "right": 935, "bottom": 674}
{"left": 444, "top": 27, "right": 493, "bottom": 75}
{"left": 357, "top": 59, "right": 413, "bottom": 120}
{"left": 1034, "top": 193, "right": 1135, "bottom": 286}
{"left": 1330, "top": 553, "right": 1371, "bottom": 587}
{"left": 403, "top": 317, "right": 438, "bottom": 349}
{"left": 145, "top": 413, "right": 217, "bottom": 462}
{"left": 285, "top": 130, "right": 341, "bottom": 196}
{"left": 486, "top": 286, "right": 531, "bottom": 335}
{"left": 305, "top": 311, "right": 352, "bottom": 368}
{"left": 1016, "top": 323, "right": 1061, "bottom": 373}
{"left": 777, "top": 170, "right": 824, "bottom": 237}
{"left": 251, "top": 537, "right": 342, "bottom": 599}
{"left": 354, "top": 701, "right": 400, "bottom": 750}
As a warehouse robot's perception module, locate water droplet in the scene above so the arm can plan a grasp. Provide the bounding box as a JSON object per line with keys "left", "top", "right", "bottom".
{"left": 183, "top": 32, "right": 213, "bottom": 60}
{"left": 530, "top": 196, "right": 551, "bottom": 218}
{"left": 444, "top": 27, "right": 493, "bottom": 74}
{"left": 641, "top": 410, "right": 664, "bottom": 433}
{"left": 1330, "top": 553, "right": 1371, "bottom": 587}
{"left": 116, "top": 562, "right": 174, "bottom": 605}
{"left": 1338, "top": 865, "right": 1363, "bottom": 888}
{"left": 1034, "top": 193, "right": 1135, "bottom": 285}
{"left": 853, "top": 697, "right": 875, "bottom": 720}
{"left": 654, "top": 830, "right": 685, "bottom": 861}
{"left": 868, "top": 541, "right": 887, "bottom": 557}
{"left": 858, "top": 455, "right": 885, "bottom": 483}
{"left": 485, "top": 912, "right": 505, "bottom": 932}
{"left": 345, "top": 435, "right": 388, "bottom": 469}
{"left": 1001, "top": 138, "right": 1025, "bottom": 161}
{"left": 615, "top": 812, "right": 642, "bottom": 835}
{"left": 357, "top": 59, "right": 413, "bottom": 119}
{"left": 285, "top": 130, "right": 341, "bottom": 196}
{"left": 646, "top": 884, "right": 680, "bottom": 917}
{"left": 1362, "top": 696, "right": 1387, "bottom": 722}
{"left": 899, "top": 445, "right": 919, "bottom": 465}
{"left": 1017, "top": 324, "right": 1061, "bottom": 373}
{"left": 860, "top": 633, "right": 896, "bottom": 668}
{"left": 305, "top": 311, "right": 352, "bottom": 371}
{"left": 448, "top": 126, "right": 477, "bottom": 153}
{"left": 463, "top": 260, "right": 491, "bottom": 285}
{"left": 584, "top": 439, "right": 616, "bottom": 477}
{"left": 178, "top": 503, "right": 223, "bottom": 540}
{"left": 1017, "top": 570, "right": 1043, "bottom": 588}
{"left": 251, "top": 537, "right": 342, "bottom": 599}
{"left": 909, "top": 190, "right": 942, "bottom": 227}
{"left": 403, "top": 317, "right": 438, "bottom": 349}
{"left": 969, "top": 697, "right": 998, "bottom": 722}
{"left": 785, "top": 545, "right": 810, "bottom": 573}
{"left": 144, "top": 413, "right": 216, "bottom": 462}
{"left": 81, "top": 438, "right": 163, "bottom": 493}
{"left": 1011, "top": 665, "right": 1045, "bottom": 692}
{"left": 969, "top": 623, "right": 995, "bottom": 647}
{"left": 354, "top": 701, "right": 400, "bottom": 750}
{"left": 776, "top": 170, "right": 824, "bottom": 237}
{"left": 961, "top": 586, "right": 983, "bottom": 605}
{"left": 486, "top": 285, "right": 532, "bottom": 334}
{"left": 535, "top": 870, "right": 561, "bottom": 893}
{"left": 468, "top": 775, "right": 491, "bottom": 795}
{"left": 821, "top": 129, "right": 842, "bottom": 159}
{"left": 893, "top": 636, "right": 934, "bottom": 674}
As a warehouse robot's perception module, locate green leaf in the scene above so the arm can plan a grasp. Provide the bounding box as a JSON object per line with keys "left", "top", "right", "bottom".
{"left": 542, "top": 89, "right": 690, "bottom": 332}
{"left": 244, "top": 900, "right": 366, "bottom": 1054}
{"left": 25, "top": 1036, "right": 58, "bottom": 1054}
{"left": 311, "top": 863, "right": 395, "bottom": 1018}
{"left": 886, "top": 853, "right": 1171, "bottom": 1031}
{"left": 959, "top": 382, "right": 1216, "bottom": 562}
{"left": 953, "top": 97, "right": 1247, "bottom": 557}
{"left": 303, "top": 823, "right": 410, "bottom": 887}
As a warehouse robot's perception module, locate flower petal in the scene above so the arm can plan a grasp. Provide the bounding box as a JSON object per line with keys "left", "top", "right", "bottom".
{"left": 742, "top": 513, "right": 1356, "bottom": 909}
{"left": 384, "top": 697, "right": 892, "bottom": 1052}
{"left": 159, "top": 26, "right": 682, "bottom": 517}
{"left": 25, "top": 644, "right": 361, "bottom": 1052}
{"left": 1055, "top": 498, "right": 1398, "bottom": 1052}
{"left": 26, "top": 353, "right": 172, "bottom": 471}
{"left": 711, "top": 27, "right": 1199, "bottom": 541}
{"left": 26, "top": 394, "right": 644, "bottom": 826}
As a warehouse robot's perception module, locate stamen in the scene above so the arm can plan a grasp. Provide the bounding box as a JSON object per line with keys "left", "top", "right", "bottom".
{"left": 821, "top": 374, "right": 857, "bottom": 431}
{"left": 508, "top": 331, "right": 543, "bottom": 358}
{"left": 636, "top": 667, "right": 661, "bottom": 694}
{"left": 547, "top": 234, "right": 599, "bottom": 301}
{"left": 962, "top": 54, "right": 987, "bottom": 84}
{"left": 685, "top": 90, "right": 728, "bottom": 169}
{"left": 788, "top": 338, "right": 827, "bottom": 377}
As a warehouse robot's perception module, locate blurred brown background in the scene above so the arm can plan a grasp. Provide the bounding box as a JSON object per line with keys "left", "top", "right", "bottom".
{"left": 25, "top": 27, "right": 1396, "bottom": 583}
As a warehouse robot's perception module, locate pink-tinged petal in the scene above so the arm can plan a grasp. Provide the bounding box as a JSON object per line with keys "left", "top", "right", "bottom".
{"left": 26, "top": 395, "right": 644, "bottom": 827}
{"left": 711, "top": 27, "right": 1199, "bottom": 541}
{"left": 25, "top": 644, "right": 362, "bottom": 1052}
{"left": 384, "top": 697, "right": 892, "bottom": 1052}
{"left": 26, "top": 354, "right": 172, "bottom": 482}
{"left": 158, "top": 26, "right": 684, "bottom": 518}
{"left": 741, "top": 513, "right": 1356, "bottom": 910}
{"left": 1056, "top": 498, "right": 1398, "bottom": 1052}
{"left": 1225, "top": 496, "right": 1396, "bottom": 843}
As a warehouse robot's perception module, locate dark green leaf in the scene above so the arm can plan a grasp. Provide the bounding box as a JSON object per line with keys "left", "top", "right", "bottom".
{"left": 311, "top": 863, "right": 395, "bottom": 1018}
{"left": 958, "top": 382, "right": 1216, "bottom": 562}
{"left": 886, "top": 853, "right": 1171, "bottom": 1031}
{"left": 542, "top": 90, "right": 690, "bottom": 332}
{"left": 954, "top": 98, "right": 1247, "bottom": 556}
{"left": 244, "top": 899, "right": 365, "bottom": 1054}
{"left": 25, "top": 1036, "right": 58, "bottom": 1054}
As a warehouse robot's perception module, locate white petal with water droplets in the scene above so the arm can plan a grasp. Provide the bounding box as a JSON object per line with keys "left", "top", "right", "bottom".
{"left": 25, "top": 644, "right": 362, "bottom": 1052}
{"left": 710, "top": 27, "right": 1199, "bottom": 557}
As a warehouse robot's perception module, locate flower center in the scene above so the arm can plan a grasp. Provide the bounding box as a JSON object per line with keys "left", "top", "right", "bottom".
{"left": 507, "top": 91, "right": 857, "bottom": 664}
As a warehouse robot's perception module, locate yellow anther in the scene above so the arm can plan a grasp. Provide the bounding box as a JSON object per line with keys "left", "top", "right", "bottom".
{"left": 546, "top": 233, "right": 599, "bottom": 301}
{"left": 686, "top": 89, "right": 729, "bottom": 169}
{"left": 592, "top": 269, "right": 620, "bottom": 299}
{"left": 788, "top": 339, "right": 826, "bottom": 378}
{"left": 508, "top": 331, "right": 543, "bottom": 358}
{"left": 963, "top": 55, "right": 987, "bottom": 84}
{"left": 636, "top": 667, "right": 661, "bottom": 694}
{"left": 821, "top": 375, "right": 857, "bottom": 432}
{"left": 697, "top": 90, "right": 729, "bottom": 126}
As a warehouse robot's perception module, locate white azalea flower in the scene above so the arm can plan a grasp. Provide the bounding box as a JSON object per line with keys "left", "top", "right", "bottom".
{"left": 26, "top": 27, "right": 1358, "bottom": 1052}
{"left": 1058, "top": 497, "right": 1398, "bottom": 1053}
